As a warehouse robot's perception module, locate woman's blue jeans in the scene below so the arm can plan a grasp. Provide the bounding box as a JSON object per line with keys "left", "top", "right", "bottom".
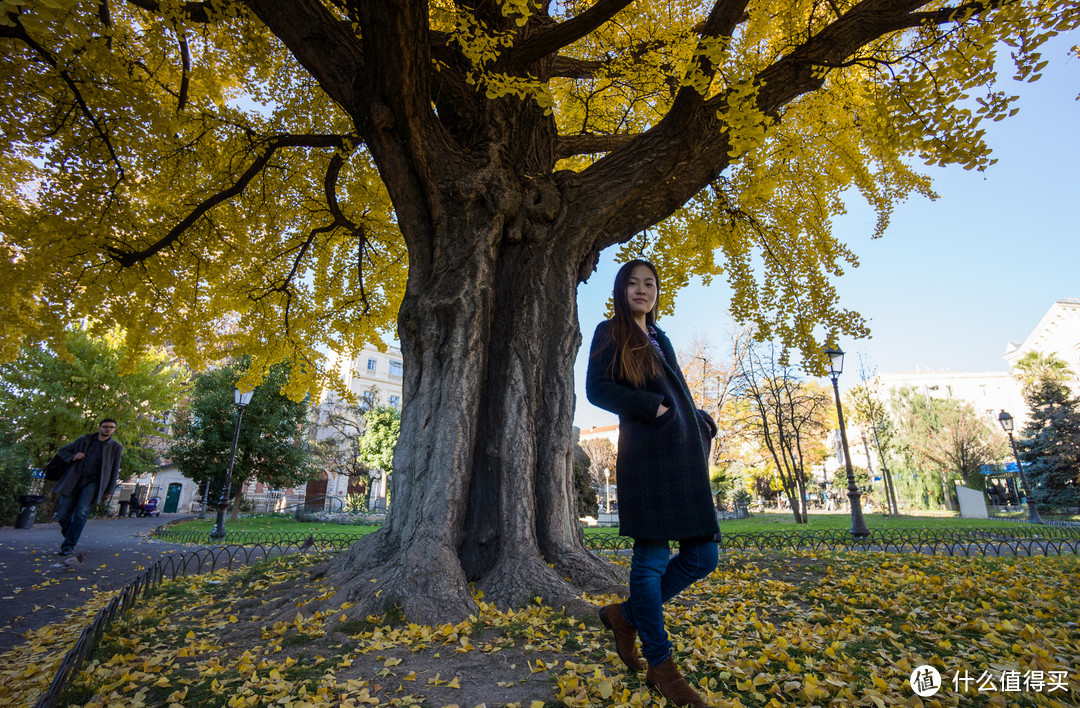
{"left": 621, "top": 538, "right": 719, "bottom": 667}
{"left": 56, "top": 477, "right": 98, "bottom": 553}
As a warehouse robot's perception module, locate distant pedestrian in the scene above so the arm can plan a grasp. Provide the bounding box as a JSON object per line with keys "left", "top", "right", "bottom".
{"left": 52, "top": 419, "right": 123, "bottom": 556}
{"left": 586, "top": 259, "right": 718, "bottom": 708}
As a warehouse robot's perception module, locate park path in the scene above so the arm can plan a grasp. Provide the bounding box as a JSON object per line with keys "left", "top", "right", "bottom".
{"left": 0, "top": 514, "right": 196, "bottom": 653}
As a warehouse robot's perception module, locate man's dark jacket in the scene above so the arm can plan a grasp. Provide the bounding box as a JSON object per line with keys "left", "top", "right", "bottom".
{"left": 53, "top": 434, "right": 123, "bottom": 505}
{"left": 585, "top": 320, "right": 719, "bottom": 541}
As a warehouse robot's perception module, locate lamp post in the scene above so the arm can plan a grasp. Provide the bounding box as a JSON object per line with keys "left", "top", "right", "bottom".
{"left": 604, "top": 468, "right": 610, "bottom": 513}
{"left": 997, "top": 410, "right": 1043, "bottom": 524}
{"left": 824, "top": 346, "right": 870, "bottom": 538}
{"left": 694, "top": 355, "right": 709, "bottom": 411}
{"left": 198, "top": 478, "right": 210, "bottom": 519}
{"left": 210, "top": 387, "right": 255, "bottom": 539}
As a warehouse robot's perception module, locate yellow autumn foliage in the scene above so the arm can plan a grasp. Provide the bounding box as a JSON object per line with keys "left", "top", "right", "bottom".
{"left": 3, "top": 549, "right": 1078, "bottom": 706}
{"left": 1, "top": 0, "right": 1077, "bottom": 392}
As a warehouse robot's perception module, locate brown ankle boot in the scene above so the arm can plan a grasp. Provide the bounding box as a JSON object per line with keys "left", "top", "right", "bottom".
{"left": 598, "top": 604, "right": 642, "bottom": 671}
{"left": 646, "top": 656, "right": 708, "bottom": 707}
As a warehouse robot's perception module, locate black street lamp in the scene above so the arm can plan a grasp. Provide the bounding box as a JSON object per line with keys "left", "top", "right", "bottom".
{"left": 210, "top": 387, "right": 255, "bottom": 539}
{"left": 824, "top": 346, "right": 870, "bottom": 538}
{"left": 198, "top": 478, "right": 210, "bottom": 519}
{"left": 695, "top": 355, "right": 708, "bottom": 402}
{"left": 997, "top": 410, "right": 1043, "bottom": 524}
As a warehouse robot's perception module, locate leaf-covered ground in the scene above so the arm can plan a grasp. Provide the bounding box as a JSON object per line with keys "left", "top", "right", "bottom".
{"left": 3, "top": 551, "right": 1078, "bottom": 707}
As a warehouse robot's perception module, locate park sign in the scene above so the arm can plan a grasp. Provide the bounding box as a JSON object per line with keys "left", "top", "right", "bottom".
{"left": 980, "top": 461, "right": 1019, "bottom": 472}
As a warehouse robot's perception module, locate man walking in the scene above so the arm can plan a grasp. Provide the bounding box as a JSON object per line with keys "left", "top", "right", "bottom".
{"left": 53, "top": 419, "right": 123, "bottom": 556}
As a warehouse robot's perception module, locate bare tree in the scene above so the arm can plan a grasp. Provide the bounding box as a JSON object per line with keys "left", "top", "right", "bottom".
{"left": 678, "top": 326, "right": 754, "bottom": 467}
{"left": 312, "top": 399, "right": 372, "bottom": 498}
{"left": 579, "top": 437, "right": 617, "bottom": 495}
{"left": 736, "top": 343, "right": 831, "bottom": 523}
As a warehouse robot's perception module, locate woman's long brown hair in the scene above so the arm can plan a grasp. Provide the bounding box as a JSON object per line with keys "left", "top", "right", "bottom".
{"left": 595, "top": 259, "right": 662, "bottom": 388}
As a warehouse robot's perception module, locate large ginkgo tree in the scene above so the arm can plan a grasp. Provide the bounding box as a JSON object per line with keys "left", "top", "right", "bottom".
{"left": 1, "top": 0, "right": 1076, "bottom": 622}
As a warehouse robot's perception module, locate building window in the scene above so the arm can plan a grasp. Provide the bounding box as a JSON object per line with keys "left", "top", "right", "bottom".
{"left": 366, "top": 358, "right": 377, "bottom": 372}
{"left": 362, "top": 391, "right": 376, "bottom": 410}
{"left": 389, "top": 395, "right": 400, "bottom": 410}
{"left": 389, "top": 360, "right": 403, "bottom": 378}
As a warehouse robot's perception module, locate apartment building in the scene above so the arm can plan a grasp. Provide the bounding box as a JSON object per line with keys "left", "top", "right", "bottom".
{"left": 307, "top": 344, "right": 406, "bottom": 511}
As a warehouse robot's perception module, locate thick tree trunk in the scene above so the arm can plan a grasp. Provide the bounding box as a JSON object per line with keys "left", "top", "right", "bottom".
{"left": 795, "top": 477, "right": 807, "bottom": 524}
{"left": 316, "top": 184, "right": 625, "bottom": 625}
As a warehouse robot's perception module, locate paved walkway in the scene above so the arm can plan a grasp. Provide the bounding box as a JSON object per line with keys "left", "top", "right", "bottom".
{"left": 0, "top": 514, "right": 197, "bottom": 653}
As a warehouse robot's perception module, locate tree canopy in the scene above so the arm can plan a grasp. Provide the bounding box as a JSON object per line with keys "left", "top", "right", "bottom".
{"left": 889, "top": 386, "right": 1006, "bottom": 505}
{"left": 356, "top": 404, "right": 401, "bottom": 476}
{"left": 1017, "top": 363, "right": 1080, "bottom": 510}
{"left": 0, "top": 325, "right": 187, "bottom": 478}
{"left": 1013, "top": 350, "right": 1076, "bottom": 399}
{"left": 845, "top": 374, "right": 901, "bottom": 516}
{"left": 167, "top": 361, "right": 317, "bottom": 508}
{"left": 3, "top": 1, "right": 1076, "bottom": 392}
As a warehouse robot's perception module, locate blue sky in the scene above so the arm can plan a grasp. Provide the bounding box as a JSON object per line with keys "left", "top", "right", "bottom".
{"left": 573, "top": 34, "right": 1080, "bottom": 429}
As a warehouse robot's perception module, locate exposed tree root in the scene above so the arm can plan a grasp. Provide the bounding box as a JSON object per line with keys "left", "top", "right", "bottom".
{"left": 549, "top": 545, "right": 628, "bottom": 595}
{"left": 268, "top": 530, "right": 628, "bottom": 630}
{"left": 326, "top": 538, "right": 479, "bottom": 626}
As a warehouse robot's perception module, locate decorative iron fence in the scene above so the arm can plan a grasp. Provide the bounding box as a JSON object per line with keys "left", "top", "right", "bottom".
{"left": 583, "top": 526, "right": 1080, "bottom": 556}
{"left": 34, "top": 539, "right": 335, "bottom": 708}
{"left": 154, "top": 524, "right": 1080, "bottom": 556}
{"left": 990, "top": 517, "right": 1080, "bottom": 529}
{"left": 152, "top": 528, "right": 365, "bottom": 547}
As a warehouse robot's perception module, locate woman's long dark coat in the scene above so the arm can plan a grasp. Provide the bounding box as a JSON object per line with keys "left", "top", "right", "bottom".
{"left": 585, "top": 320, "right": 719, "bottom": 541}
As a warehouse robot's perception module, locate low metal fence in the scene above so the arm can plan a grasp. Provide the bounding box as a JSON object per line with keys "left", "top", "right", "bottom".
{"left": 34, "top": 538, "right": 335, "bottom": 708}
{"left": 153, "top": 528, "right": 364, "bottom": 548}
{"left": 154, "top": 524, "right": 1080, "bottom": 557}
{"left": 583, "top": 526, "right": 1080, "bottom": 556}
{"left": 990, "top": 516, "right": 1080, "bottom": 529}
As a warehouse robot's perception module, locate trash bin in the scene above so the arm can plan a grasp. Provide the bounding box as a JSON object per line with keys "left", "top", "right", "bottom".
{"left": 15, "top": 495, "right": 46, "bottom": 529}
{"left": 118, "top": 500, "right": 130, "bottom": 517}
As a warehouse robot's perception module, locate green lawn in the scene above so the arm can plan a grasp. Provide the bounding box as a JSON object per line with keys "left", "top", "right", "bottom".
{"left": 162, "top": 513, "right": 380, "bottom": 539}
{"left": 161, "top": 509, "right": 1074, "bottom": 542}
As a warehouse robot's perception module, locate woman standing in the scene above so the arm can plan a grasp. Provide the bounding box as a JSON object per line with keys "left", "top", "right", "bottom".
{"left": 586, "top": 259, "right": 719, "bottom": 708}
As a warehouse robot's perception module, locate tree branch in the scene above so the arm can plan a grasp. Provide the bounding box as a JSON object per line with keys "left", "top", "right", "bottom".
{"left": 8, "top": 17, "right": 126, "bottom": 189}
{"left": 550, "top": 55, "right": 607, "bottom": 79}
{"left": 570, "top": 0, "right": 1004, "bottom": 254}
{"left": 242, "top": 0, "right": 366, "bottom": 113}
{"left": 507, "top": 0, "right": 633, "bottom": 68}
{"left": 893, "top": 0, "right": 1011, "bottom": 31}
{"left": 106, "top": 134, "right": 345, "bottom": 268}
{"left": 324, "top": 152, "right": 372, "bottom": 315}
{"left": 555, "top": 133, "right": 636, "bottom": 160}
{"left": 176, "top": 30, "right": 191, "bottom": 113}
{"left": 667, "top": 0, "right": 752, "bottom": 117}
{"left": 123, "top": 0, "right": 215, "bottom": 23}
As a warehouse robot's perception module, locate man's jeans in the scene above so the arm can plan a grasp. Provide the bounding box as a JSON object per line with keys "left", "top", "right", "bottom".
{"left": 621, "top": 538, "right": 719, "bottom": 667}
{"left": 56, "top": 477, "right": 98, "bottom": 552}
